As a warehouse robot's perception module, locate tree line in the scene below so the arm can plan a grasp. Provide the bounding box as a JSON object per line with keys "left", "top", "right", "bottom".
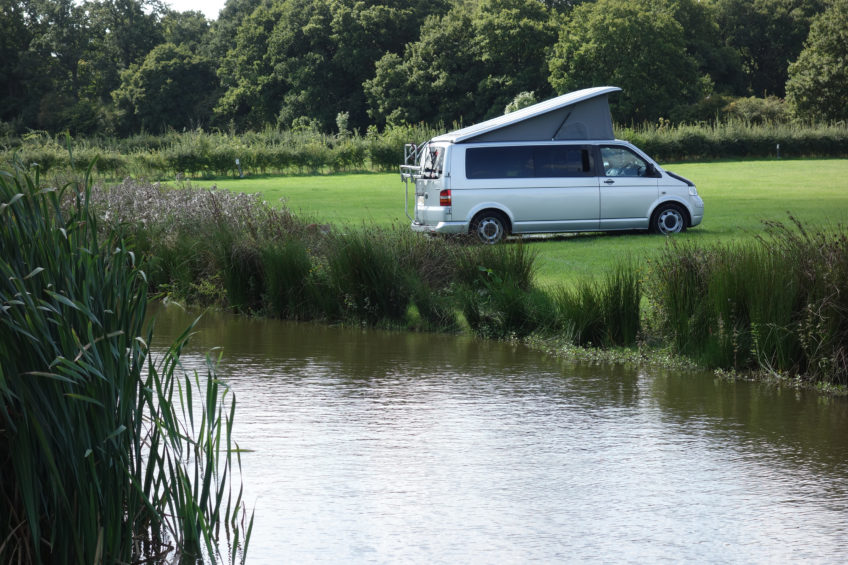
{"left": 2, "top": 0, "right": 846, "bottom": 138}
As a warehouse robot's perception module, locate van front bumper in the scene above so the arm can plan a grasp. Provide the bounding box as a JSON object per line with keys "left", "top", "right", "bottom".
{"left": 411, "top": 221, "right": 468, "bottom": 235}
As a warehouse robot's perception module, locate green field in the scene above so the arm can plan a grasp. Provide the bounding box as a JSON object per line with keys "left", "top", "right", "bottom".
{"left": 184, "top": 159, "right": 848, "bottom": 287}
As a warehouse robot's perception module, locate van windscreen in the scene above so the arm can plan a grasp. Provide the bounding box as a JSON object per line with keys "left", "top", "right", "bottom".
{"left": 466, "top": 146, "right": 593, "bottom": 179}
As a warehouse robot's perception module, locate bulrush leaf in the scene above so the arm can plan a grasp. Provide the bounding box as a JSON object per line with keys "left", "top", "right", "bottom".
{"left": 1, "top": 161, "right": 251, "bottom": 563}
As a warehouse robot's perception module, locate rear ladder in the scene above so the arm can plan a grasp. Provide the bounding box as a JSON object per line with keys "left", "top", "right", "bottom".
{"left": 400, "top": 142, "right": 426, "bottom": 221}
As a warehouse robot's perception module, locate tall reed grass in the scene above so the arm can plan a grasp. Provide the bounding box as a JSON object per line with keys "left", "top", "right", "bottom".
{"left": 648, "top": 218, "right": 848, "bottom": 385}
{"left": 549, "top": 265, "right": 642, "bottom": 347}
{"left": 0, "top": 165, "right": 250, "bottom": 563}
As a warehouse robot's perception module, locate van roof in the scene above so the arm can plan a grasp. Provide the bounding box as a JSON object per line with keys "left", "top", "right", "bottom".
{"left": 432, "top": 86, "right": 621, "bottom": 144}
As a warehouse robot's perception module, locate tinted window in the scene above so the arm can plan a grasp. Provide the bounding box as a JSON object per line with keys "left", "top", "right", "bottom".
{"left": 466, "top": 146, "right": 593, "bottom": 179}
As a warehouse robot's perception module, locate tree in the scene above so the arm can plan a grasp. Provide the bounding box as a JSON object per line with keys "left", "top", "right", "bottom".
{"left": 214, "top": 1, "right": 286, "bottom": 129}
{"left": 207, "top": 0, "right": 264, "bottom": 60}
{"left": 0, "top": 0, "right": 45, "bottom": 128}
{"left": 365, "top": 11, "right": 483, "bottom": 126}
{"left": 328, "top": 0, "right": 450, "bottom": 130}
{"left": 93, "top": 0, "right": 165, "bottom": 68}
{"left": 112, "top": 43, "right": 220, "bottom": 132}
{"left": 711, "top": 0, "right": 826, "bottom": 97}
{"left": 473, "top": 0, "right": 557, "bottom": 118}
{"left": 547, "top": 0, "right": 704, "bottom": 123}
{"left": 505, "top": 91, "right": 537, "bottom": 114}
{"left": 161, "top": 9, "right": 210, "bottom": 51}
{"left": 216, "top": 0, "right": 451, "bottom": 132}
{"left": 28, "top": 0, "right": 93, "bottom": 103}
{"left": 84, "top": 0, "right": 167, "bottom": 113}
{"left": 666, "top": 0, "right": 745, "bottom": 95}
{"left": 365, "top": 0, "right": 557, "bottom": 127}
{"left": 786, "top": 0, "right": 848, "bottom": 121}
{"left": 20, "top": 0, "right": 106, "bottom": 133}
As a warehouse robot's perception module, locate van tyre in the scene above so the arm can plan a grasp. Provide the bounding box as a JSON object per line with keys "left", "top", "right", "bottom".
{"left": 651, "top": 203, "right": 687, "bottom": 235}
{"left": 472, "top": 211, "right": 508, "bottom": 244}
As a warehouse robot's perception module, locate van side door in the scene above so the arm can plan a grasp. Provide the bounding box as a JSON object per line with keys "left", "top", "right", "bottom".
{"left": 598, "top": 145, "right": 659, "bottom": 230}
{"left": 460, "top": 144, "right": 599, "bottom": 232}
{"left": 530, "top": 144, "right": 599, "bottom": 231}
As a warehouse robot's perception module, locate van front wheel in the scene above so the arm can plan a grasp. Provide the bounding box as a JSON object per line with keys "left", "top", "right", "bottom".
{"left": 471, "top": 211, "right": 508, "bottom": 244}
{"left": 651, "top": 203, "right": 687, "bottom": 235}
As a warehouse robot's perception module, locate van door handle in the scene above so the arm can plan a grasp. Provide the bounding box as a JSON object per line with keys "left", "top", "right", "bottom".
{"left": 604, "top": 179, "right": 615, "bottom": 184}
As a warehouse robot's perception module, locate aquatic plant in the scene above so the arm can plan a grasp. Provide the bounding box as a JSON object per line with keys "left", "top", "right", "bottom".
{"left": 649, "top": 218, "right": 848, "bottom": 384}
{"left": 0, "top": 165, "right": 251, "bottom": 563}
{"left": 548, "top": 264, "right": 641, "bottom": 347}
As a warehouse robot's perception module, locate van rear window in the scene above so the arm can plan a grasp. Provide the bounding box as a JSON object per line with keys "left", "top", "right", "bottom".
{"left": 466, "top": 146, "right": 593, "bottom": 179}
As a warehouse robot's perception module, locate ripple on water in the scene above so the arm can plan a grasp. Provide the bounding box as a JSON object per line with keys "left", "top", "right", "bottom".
{"left": 148, "top": 306, "right": 848, "bottom": 564}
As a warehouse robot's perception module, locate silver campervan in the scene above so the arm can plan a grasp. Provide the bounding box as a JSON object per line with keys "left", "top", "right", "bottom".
{"left": 400, "top": 87, "right": 704, "bottom": 243}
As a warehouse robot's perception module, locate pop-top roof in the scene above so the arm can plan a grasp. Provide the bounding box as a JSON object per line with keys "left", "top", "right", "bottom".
{"left": 431, "top": 86, "right": 621, "bottom": 144}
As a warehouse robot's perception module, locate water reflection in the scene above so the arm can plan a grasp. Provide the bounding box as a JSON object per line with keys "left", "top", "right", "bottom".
{"left": 148, "top": 303, "right": 848, "bottom": 563}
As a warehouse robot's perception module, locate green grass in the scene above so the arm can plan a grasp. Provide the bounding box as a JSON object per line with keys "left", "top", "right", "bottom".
{"left": 185, "top": 172, "right": 406, "bottom": 226}
{"left": 182, "top": 159, "right": 848, "bottom": 286}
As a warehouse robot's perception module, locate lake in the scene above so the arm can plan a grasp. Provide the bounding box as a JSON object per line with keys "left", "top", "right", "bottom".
{"left": 149, "top": 303, "right": 848, "bottom": 563}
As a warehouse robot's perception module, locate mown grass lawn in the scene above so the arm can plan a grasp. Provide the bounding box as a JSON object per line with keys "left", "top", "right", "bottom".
{"left": 183, "top": 158, "right": 848, "bottom": 287}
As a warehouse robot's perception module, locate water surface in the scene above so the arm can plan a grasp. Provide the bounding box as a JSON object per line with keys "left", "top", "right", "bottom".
{"left": 149, "top": 304, "right": 848, "bottom": 564}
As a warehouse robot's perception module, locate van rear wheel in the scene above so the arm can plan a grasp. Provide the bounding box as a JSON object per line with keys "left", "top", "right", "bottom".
{"left": 651, "top": 203, "right": 687, "bottom": 235}
{"left": 471, "top": 211, "right": 508, "bottom": 244}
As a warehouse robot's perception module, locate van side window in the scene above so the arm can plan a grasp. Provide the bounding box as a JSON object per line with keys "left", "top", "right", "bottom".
{"left": 600, "top": 146, "right": 650, "bottom": 177}
{"left": 466, "top": 146, "right": 593, "bottom": 179}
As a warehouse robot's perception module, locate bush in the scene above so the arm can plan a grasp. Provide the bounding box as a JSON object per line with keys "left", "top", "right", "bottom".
{"left": 618, "top": 121, "right": 848, "bottom": 161}
{"left": 3, "top": 121, "right": 845, "bottom": 182}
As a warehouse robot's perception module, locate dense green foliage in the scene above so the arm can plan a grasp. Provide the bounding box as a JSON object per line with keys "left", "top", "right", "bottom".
{"left": 1, "top": 0, "right": 844, "bottom": 137}
{"left": 112, "top": 42, "right": 220, "bottom": 133}
{"left": 0, "top": 166, "right": 250, "bottom": 562}
{"left": 786, "top": 0, "right": 848, "bottom": 121}
{"left": 2, "top": 122, "right": 846, "bottom": 181}
{"left": 548, "top": 0, "right": 705, "bottom": 122}
{"left": 366, "top": 0, "right": 556, "bottom": 127}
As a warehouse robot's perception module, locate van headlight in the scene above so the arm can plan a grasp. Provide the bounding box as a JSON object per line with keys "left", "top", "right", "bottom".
{"left": 688, "top": 186, "right": 698, "bottom": 196}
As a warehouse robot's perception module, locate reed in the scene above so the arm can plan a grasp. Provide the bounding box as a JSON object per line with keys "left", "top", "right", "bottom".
{"left": 649, "top": 219, "right": 848, "bottom": 384}
{"left": 548, "top": 264, "right": 641, "bottom": 347}
{"left": 0, "top": 165, "right": 250, "bottom": 563}
{"left": 261, "top": 239, "right": 318, "bottom": 320}
{"left": 325, "top": 228, "right": 415, "bottom": 324}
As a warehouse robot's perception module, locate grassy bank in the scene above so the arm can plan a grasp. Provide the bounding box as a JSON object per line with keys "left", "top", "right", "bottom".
{"left": 78, "top": 172, "right": 848, "bottom": 389}
{"left": 185, "top": 159, "right": 848, "bottom": 287}
{"left": 0, "top": 167, "right": 251, "bottom": 562}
